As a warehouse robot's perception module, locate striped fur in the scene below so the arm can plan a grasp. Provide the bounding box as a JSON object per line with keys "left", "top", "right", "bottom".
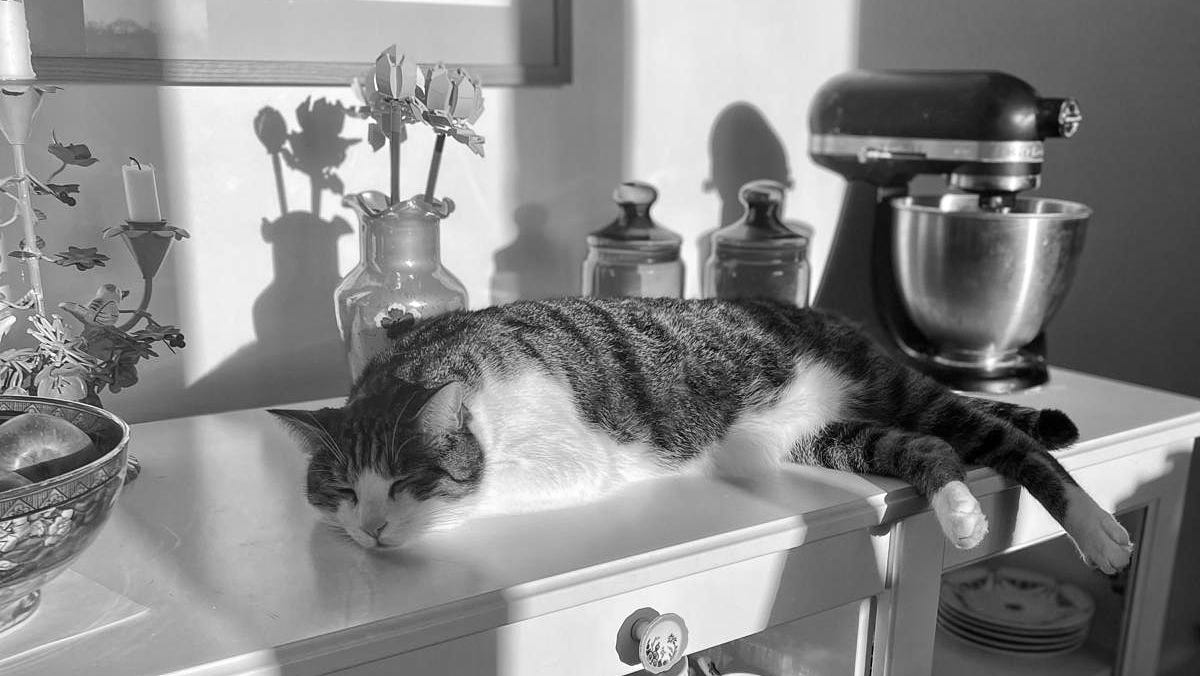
{"left": 269, "top": 297, "right": 1130, "bottom": 571}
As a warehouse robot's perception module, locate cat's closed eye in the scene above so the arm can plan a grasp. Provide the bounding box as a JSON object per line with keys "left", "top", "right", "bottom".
{"left": 336, "top": 487, "right": 358, "bottom": 504}
{"left": 389, "top": 480, "right": 405, "bottom": 498}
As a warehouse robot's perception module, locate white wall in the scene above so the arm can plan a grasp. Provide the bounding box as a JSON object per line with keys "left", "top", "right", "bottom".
{"left": 0, "top": 1, "right": 858, "bottom": 424}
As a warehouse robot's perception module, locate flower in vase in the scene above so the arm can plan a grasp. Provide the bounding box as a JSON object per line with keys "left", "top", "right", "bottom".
{"left": 352, "top": 46, "right": 487, "bottom": 158}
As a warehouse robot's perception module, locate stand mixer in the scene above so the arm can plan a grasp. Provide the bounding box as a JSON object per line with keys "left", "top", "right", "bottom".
{"left": 808, "top": 70, "right": 1089, "bottom": 393}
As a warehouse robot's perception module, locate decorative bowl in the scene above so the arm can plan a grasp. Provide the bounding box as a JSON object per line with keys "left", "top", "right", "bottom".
{"left": 0, "top": 396, "right": 130, "bottom": 634}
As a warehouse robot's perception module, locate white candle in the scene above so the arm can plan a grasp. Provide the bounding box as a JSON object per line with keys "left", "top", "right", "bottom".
{"left": 122, "top": 159, "right": 162, "bottom": 223}
{"left": 0, "top": 0, "right": 36, "bottom": 81}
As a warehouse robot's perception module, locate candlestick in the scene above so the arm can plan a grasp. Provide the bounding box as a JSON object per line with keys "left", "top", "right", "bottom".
{"left": 122, "top": 158, "right": 162, "bottom": 222}
{"left": 0, "top": 0, "right": 36, "bottom": 82}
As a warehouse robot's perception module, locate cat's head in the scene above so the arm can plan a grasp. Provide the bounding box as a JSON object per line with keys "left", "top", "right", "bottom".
{"left": 268, "top": 381, "right": 481, "bottom": 549}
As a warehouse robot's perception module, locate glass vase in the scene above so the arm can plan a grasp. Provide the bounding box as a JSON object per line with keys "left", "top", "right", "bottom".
{"left": 335, "top": 191, "right": 468, "bottom": 379}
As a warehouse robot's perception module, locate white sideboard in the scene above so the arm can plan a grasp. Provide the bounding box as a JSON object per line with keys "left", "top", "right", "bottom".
{"left": 0, "top": 368, "right": 1196, "bottom": 676}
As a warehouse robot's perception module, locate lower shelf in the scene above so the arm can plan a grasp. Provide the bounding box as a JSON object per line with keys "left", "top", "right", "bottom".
{"left": 933, "top": 627, "right": 1112, "bottom": 676}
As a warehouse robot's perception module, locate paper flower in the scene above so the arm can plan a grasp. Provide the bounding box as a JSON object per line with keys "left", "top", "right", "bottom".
{"left": 375, "top": 46, "right": 422, "bottom": 101}
{"left": 352, "top": 46, "right": 487, "bottom": 158}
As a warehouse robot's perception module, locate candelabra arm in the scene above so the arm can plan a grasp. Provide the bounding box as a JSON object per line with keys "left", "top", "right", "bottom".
{"left": 116, "top": 277, "right": 153, "bottom": 332}
{"left": 11, "top": 144, "right": 45, "bottom": 316}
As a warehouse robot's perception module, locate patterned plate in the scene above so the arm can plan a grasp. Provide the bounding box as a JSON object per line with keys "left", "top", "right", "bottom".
{"left": 937, "top": 620, "right": 1088, "bottom": 657}
{"left": 938, "top": 606, "right": 1089, "bottom": 645}
{"left": 938, "top": 597, "right": 1089, "bottom": 639}
{"left": 941, "top": 566, "right": 1094, "bottom": 632}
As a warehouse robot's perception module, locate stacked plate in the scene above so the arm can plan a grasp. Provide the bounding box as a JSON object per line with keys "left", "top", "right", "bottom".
{"left": 938, "top": 566, "right": 1094, "bottom": 657}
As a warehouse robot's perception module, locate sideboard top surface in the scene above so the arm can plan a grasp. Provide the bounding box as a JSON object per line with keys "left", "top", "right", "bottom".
{"left": 1, "top": 368, "right": 1197, "bottom": 675}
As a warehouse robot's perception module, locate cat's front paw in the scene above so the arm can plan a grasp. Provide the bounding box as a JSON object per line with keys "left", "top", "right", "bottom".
{"left": 930, "top": 480, "right": 989, "bottom": 549}
{"left": 1062, "top": 485, "right": 1133, "bottom": 574}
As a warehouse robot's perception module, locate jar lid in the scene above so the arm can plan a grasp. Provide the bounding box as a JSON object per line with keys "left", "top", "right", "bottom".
{"left": 713, "top": 179, "right": 809, "bottom": 250}
{"left": 587, "top": 181, "right": 683, "bottom": 252}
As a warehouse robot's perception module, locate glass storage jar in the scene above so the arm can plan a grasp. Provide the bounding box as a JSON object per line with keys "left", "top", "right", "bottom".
{"left": 702, "top": 179, "right": 810, "bottom": 306}
{"left": 582, "top": 181, "right": 684, "bottom": 299}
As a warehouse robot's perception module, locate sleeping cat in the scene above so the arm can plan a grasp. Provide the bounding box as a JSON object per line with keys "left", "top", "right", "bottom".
{"left": 270, "top": 296, "right": 1133, "bottom": 573}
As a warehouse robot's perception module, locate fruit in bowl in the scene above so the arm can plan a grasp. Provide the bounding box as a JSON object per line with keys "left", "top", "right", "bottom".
{"left": 0, "top": 397, "right": 130, "bottom": 634}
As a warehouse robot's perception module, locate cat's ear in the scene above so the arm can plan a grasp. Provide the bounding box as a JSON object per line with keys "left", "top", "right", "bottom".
{"left": 268, "top": 407, "right": 342, "bottom": 454}
{"left": 418, "top": 382, "right": 468, "bottom": 436}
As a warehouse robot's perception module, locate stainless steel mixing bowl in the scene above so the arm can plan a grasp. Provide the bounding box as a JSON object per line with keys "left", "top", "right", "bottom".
{"left": 891, "top": 194, "right": 1089, "bottom": 367}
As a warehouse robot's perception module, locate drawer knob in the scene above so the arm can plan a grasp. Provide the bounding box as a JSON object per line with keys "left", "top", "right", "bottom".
{"left": 632, "top": 612, "right": 689, "bottom": 674}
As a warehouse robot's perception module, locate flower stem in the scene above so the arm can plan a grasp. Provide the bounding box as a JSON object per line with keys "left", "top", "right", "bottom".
{"left": 390, "top": 131, "right": 402, "bottom": 205}
{"left": 424, "top": 133, "right": 447, "bottom": 203}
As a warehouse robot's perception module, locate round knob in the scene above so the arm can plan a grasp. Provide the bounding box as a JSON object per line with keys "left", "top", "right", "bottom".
{"left": 613, "top": 180, "right": 658, "bottom": 207}
{"left": 737, "top": 179, "right": 787, "bottom": 208}
{"left": 632, "top": 612, "right": 689, "bottom": 674}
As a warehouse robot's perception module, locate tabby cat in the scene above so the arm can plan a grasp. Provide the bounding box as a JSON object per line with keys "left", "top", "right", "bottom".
{"left": 270, "top": 297, "right": 1132, "bottom": 573}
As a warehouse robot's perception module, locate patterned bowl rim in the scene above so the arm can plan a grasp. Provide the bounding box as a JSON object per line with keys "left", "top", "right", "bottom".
{"left": 0, "top": 396, "right": 131, "bottom": 507}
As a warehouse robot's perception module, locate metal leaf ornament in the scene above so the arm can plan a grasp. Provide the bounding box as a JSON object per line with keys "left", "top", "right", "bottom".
{"left": 47, "top": 133, "right": 99, "bottom": 168}
{"left": 52, "top": 246, "right": 109, "bottom": 271}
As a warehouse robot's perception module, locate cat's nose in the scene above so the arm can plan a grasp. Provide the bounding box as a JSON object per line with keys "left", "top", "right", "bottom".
{"left": 362, "top": 519, "right": 388, "bottom": 541}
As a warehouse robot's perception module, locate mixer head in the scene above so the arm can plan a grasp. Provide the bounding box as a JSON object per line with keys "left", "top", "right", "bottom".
{"left": 807, "top": 70, "right": 1081, "bottom": 209}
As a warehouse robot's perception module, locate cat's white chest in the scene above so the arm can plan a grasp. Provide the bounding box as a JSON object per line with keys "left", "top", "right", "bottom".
{"left": 465, "top": 369, "right": 672, "bottom": 513}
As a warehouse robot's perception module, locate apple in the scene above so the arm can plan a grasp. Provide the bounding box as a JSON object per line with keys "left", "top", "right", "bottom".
{"left": 0, "top": 412, "right": 95, "bottom": 474}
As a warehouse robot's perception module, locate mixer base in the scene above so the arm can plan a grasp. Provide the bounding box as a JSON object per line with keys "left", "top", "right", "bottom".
{"left": 908, "top": 353, "right": 1049, "bottom": 394}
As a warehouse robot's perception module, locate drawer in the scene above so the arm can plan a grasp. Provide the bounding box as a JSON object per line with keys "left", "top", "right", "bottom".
{"left": 943, "top": 446, "right": 1177, "bottom": 570}
{"left": 693, "top": 598, "right": 872, "bottom": 676}
{"left": 334, "top": 528, "right": 885, "bottom": 676}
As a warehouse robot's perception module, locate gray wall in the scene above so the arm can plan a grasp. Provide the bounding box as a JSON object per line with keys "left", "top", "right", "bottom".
{"left": 858, "top": 0, "right": 1200, "bottom": 399}
{"left": 855, "top": 1, "right": 1200, "bottom": 672}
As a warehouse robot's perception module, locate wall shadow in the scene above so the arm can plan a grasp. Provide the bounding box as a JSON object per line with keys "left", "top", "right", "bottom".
{"left": 489, "top": 203, "right": 555, "bottom": 304}
{"left": 181, "top": 98, "right": 355, "bottom": 415}
{"left": 697, "top": 103, "right": 795, "bottom": 273}
{"left": 489, "top": 2, "right": 626, "bottom": 304}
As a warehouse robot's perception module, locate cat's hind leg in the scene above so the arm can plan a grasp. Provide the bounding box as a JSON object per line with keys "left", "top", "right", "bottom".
{"left": 914, "top": 401, "right": 1133, "bottom": 573}
{"left": 793, "top": 422, "right": 988, "bottom": 549}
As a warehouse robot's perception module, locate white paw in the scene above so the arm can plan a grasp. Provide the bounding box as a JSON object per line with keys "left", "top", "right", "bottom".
{"left": 1062, "top": 485, "right": 1134, "bottom": 574}
{"left": 931, "top": 480, "right": 989, "bottom": 549}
